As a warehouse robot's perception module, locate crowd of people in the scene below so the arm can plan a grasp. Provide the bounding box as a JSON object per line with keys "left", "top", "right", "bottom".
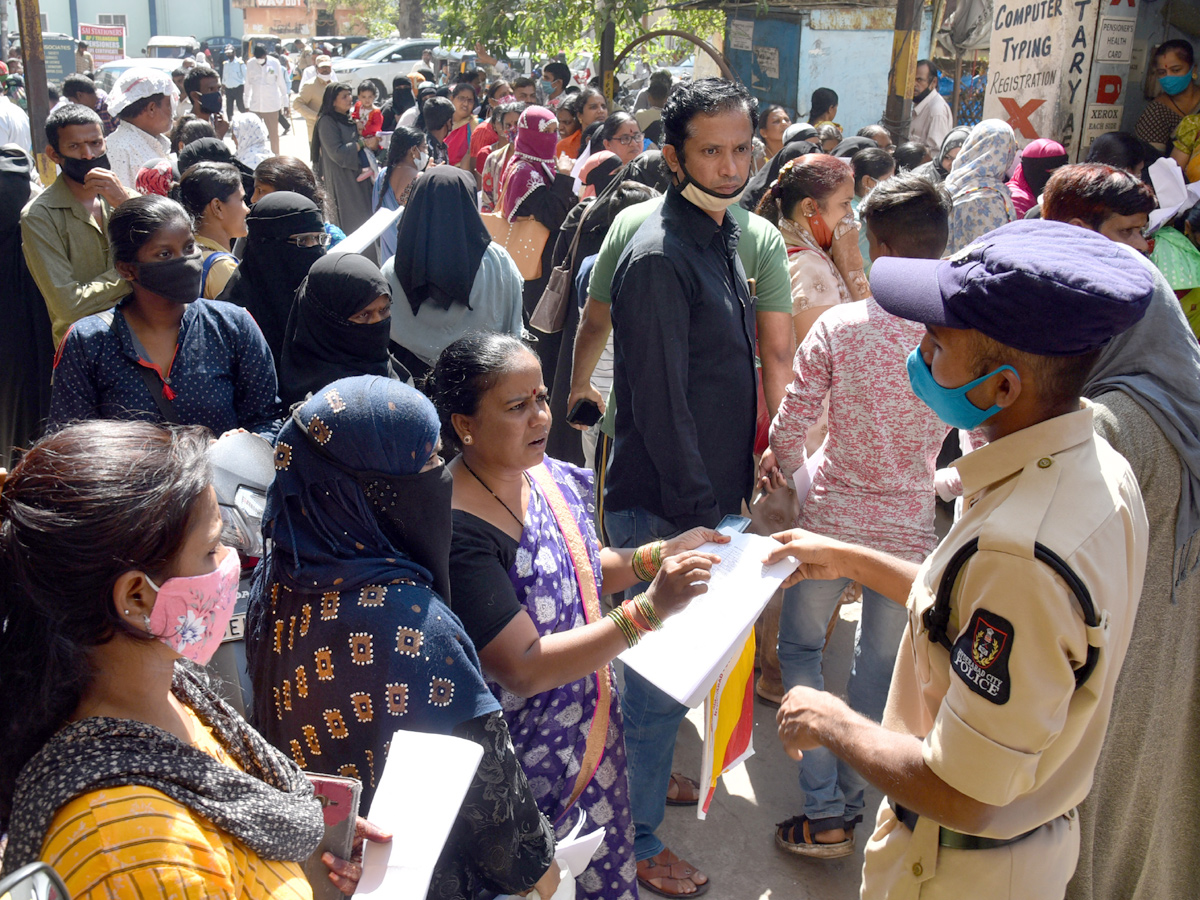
{"left": 0, "top": 31, "right": 1199, "bottom": 900}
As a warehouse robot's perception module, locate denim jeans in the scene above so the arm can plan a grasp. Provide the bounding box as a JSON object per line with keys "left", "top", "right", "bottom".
{"left": 777, "top": 577, "right": 908, "bottom": 833}
{"left": 604, "top": 506, "right": 687, "bottom": 862}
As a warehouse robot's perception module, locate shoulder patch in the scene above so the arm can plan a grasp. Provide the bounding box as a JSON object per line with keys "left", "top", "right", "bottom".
{"left": 951, "top": 608, "right": 1014, "bottom": 705}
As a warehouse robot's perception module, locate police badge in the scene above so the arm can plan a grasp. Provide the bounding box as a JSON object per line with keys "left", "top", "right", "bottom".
{"left": 951, "top": 608, "right": 1014, "bottom": 704}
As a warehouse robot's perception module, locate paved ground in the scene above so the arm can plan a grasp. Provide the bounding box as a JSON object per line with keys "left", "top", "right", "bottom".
{"left": 639, "top": 602, "right": 872, "bottom": 900}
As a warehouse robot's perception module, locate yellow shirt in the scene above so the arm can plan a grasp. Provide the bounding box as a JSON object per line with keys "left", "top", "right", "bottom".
{"left": 861, "top": 404, "right": 1149, "bottom": 899}
{"left": 197, "top": 234, "right": 239, "bottom": 300}
{"left": 40, "top": 707, "right": 313, "bottom": 900}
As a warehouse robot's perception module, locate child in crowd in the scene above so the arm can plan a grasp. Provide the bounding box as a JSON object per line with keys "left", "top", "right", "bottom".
{"left": 352, "top": 80, "right": 383, "bottom": 182}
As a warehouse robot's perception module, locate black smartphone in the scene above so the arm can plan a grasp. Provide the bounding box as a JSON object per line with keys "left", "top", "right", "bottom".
{"left": 717, "top": 514, "right": 752, "bottom": 533}
{"left": 566, "top": 398, "right": 603, "bottom": 427}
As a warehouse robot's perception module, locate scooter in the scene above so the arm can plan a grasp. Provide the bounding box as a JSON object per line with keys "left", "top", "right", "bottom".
{"left": 206, "top": 430, "right": 275, "bottom": 717}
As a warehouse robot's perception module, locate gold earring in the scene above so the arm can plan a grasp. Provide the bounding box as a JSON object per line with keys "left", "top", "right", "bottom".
{"left": 463, "top": 435, "right": 473, "bottom": 445}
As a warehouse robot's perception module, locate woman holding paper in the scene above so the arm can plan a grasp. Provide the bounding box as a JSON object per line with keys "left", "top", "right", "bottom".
{"left": 0, "top": 420, "right": 379, "bottom": 898}
{"left": 428, "top": 332, "right": 726, "bottom": 900}
{"left": 247, "top": 376, "right": 557, "bottom": 900}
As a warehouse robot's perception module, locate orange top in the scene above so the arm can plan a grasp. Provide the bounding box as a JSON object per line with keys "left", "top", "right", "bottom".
{"left": 556, "top": 130, "right": 582, "bottom": 160}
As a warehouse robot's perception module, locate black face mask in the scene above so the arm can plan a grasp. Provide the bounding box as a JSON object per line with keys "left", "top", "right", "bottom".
{"left": 198, "top": 92, "right": 223, "bottom": 114}
{"left": 913, "top": 87, "right": 933, "bottom": 105}
{"left": 134, "top": 252, "right": 203, "bottom": 304}
{"left": 59, "top": 152, "right": 110, "bottom": 183}
{"left": 361, "top": 466, "right": 454, "bottom": 604}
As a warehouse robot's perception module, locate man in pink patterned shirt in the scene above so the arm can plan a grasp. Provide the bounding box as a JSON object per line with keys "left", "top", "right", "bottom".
{"left": 766, "top": 172, "right": 954, "bottom": 857}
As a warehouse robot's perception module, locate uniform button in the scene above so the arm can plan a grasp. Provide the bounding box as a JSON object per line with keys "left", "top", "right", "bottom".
{"left": 1038, "top": 457, "right": 1052, "bottom": 468}
{"left": 912, "top": 862, "right": 923, "bottom": 877}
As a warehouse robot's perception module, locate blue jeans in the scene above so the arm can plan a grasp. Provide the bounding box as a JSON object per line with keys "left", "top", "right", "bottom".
{"left": 777, "top": 577, "right": 908, "bottom": 832}
{"left": 604, "top": 506, "right": 687, "bottom": 862}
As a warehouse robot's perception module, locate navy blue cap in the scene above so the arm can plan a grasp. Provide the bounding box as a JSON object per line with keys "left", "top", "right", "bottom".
{"left": 870, "top": 220, "right": 1155, "bottom": 356}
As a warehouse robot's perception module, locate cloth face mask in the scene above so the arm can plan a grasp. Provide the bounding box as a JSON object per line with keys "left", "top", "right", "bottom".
{"left": 145, "top": 545, "right": 241, "bottom": 664}
{"left": 906, "top": 344, "right": 1017, "bottom": 431}
{"left": 135, "top": 251, "right": 204, "bottom": 305}
{"left": 675, "top": 158, "right": 750, "bottom": 213}
{"left": 198, "top": 91, "right": 223, "bottom": 114}
{"left": 1158, "top": 69, "right": 1194, "bottom": 96}
{"left": 59, "top": 152, "right": 111, "bottom": 183}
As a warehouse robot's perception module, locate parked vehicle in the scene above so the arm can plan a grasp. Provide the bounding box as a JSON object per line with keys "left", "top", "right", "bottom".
{"left": 314, "top": 34, "right": 372, "bottom": 60}
{"left": 95, "top": 56, "right": 179, "bottom": 94}
{"left": 330, "top": 37, "right": 439, "bottom": 99}
{"left": 146, "top": 35, "right": 201, "bottom": 59}
{"left": 201, "top": 35, "right": 241, "bottom": 56}
{"left": 241, "top": 33, "right": 282, "bottom": 60}
{"left": 205, "top": 429, "right": 275, "bottom": 716}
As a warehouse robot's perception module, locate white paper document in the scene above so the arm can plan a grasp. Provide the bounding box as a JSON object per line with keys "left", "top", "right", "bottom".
{"left": 620, "top": 529, "right": 799, "bottom": 707}
{"left": 326, "top": 205, "right": 404, "bottom": 258}
{"left": 356, "top": 730, "right": 483, "bottom": 899}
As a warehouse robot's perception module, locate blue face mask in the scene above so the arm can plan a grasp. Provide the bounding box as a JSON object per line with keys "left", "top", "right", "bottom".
{"left": 1158, "top": 68, "right": 1194, "bottom": 96}
{"left": 906, "top": 345, "right": 1017, "bottom": 430}
{"left": 541, "top": 78, "right": 554, "bottom": 90}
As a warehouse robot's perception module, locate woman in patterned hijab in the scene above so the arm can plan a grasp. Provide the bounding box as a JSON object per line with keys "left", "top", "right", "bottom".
{"left": 943, "top": 118, "right": 1018, "bottom": 253}
{"left": 248, "top": 375, "right": 556, "bottom": 899}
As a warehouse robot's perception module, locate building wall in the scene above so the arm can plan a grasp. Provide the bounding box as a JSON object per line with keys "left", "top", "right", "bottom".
{"left": 725, "top": 7, "right": 932, "bottom": 137}
{"left": 798, "top": 8, "right": 932, "bottom": 136}
{"left": 3, "top": 0, "right": 242, "bottom": 61}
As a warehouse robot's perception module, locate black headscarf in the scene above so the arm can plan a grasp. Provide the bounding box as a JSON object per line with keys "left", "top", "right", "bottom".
{"left": 0, "top": 147, "right": 52, "bottom": 468}
{"left": 177, "top": 137, "right": 256, "bottom": 198}
{"left": 831, "top": 136, "right": 878, "bottom": 158}
{"left": 620, "top": 149, "right": 673, "bottom": 193}
{"left": 393, "top": 167, "right": 491, "bottom": 315}
{"left": 279, "top": 254, "right": 397, "bottom": 407}
{"left": 741, "top": 139, "right": 819, "bottom": 211}
{"left": 217, "top": 191, "right": 326, "bottom": 367}
{"left": 309, "top": 82, "right": 353, "bottom": 172}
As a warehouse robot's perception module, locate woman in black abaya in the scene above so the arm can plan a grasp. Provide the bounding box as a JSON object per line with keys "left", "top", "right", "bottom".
{"left": 0, "top": 146, "right": 53, "bottom": 467}
{"left": 217, "top": 191, "right": 326, "bottom": 368}
{"left": 277, "top": 253, "right": 409, "bottom": 408}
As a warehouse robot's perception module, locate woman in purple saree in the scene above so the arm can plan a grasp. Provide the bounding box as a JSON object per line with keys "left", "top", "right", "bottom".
{"left": 431, "top": 333, "right": 725, "bottom": 900}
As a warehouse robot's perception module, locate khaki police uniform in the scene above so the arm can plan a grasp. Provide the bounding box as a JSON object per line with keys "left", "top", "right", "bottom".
{"left": 860, "top": 403, "right": 1149, "bottom": 899}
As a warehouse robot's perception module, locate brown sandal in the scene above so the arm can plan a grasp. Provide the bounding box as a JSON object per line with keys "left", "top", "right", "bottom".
{"left": 637, "top": 847, "right": 710, "bottom": 897}
{"left": 665, "top": 772, "right": 700, "bottom": 806}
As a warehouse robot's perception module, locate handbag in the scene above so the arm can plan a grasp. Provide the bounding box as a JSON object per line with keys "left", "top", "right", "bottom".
{"left": 481, "top": 178, "right": 550, "bottom": 281}
{"left": 529, "top": 201, "right": 595, "bottom": 334}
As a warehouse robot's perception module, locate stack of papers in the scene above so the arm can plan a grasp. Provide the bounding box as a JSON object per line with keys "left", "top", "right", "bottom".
{"left": 621, "top": 529, "right": 799, "bottom": 707}
{"left": 356, "top": 730, "right": 483, "bottom": 899}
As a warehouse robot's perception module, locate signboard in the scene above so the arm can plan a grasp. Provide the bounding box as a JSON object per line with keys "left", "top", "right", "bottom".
{"left": 79, "top": 24, "right": 126, "bottom": 66}
{"left": 1080, "top": 0, "right": 1136, "bottom": 152}
{"left": 983, "top": 0, "right": 1102, "bottom": 157}
{"left": 730, "top": 21, "right": 753, "bottom": 52}
{"left": 1084, "top": 103, "right": 1123, "bottom": 145}
{"left": 754, "top": 46, "right": 780, "bottom": 81}
{"left": 1095, "top": 17, "right": 1135, "bottom": 64}
{"left": 43, "top": 37, "right": 77, "bottom": 80}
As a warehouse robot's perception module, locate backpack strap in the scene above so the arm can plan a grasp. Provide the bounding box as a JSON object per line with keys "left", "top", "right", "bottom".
{"left": 201, "top": 251, "right": 236, "bottom": 296}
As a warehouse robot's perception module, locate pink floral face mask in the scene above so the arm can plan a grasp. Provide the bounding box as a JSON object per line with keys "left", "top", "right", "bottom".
{"left": 145, "top": 546, "right": 240, "bottom": 664}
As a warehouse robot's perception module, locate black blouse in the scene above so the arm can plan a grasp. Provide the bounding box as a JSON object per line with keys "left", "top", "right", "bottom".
{"left": 449, "top": 509, "right": 523, "bottom": 650}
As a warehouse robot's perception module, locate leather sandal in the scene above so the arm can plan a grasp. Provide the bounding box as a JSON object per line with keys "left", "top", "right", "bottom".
{"left": 775, "top": 814, "right": 855, "bottom": 859}
{"left": 665, "top": 772, "right": 700, "bottom": 806}
{"left": 637, "top": 847, "right": 710, "bottom": 897}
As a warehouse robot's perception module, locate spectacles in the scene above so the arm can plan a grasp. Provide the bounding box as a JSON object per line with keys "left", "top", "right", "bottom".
{"left": 611, "top": 132, "right": 645, "bottom": 147}
{"left": 286, "top": 232, "right": 332, "bottom": 248}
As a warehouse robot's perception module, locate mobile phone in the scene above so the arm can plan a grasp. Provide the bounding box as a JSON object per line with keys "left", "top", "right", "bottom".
{"left": 717, "top": 514, "right": 752, "bottom": 533}
{"left": 566, "top": 398, "right": 603, "bottom": 427}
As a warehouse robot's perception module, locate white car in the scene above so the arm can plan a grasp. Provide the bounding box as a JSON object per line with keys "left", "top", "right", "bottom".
{"left": 95, "top": 57, "right": 180, "bottom": 95}
{"left": 330, "top": 38, "right": 439, "bottom": 100}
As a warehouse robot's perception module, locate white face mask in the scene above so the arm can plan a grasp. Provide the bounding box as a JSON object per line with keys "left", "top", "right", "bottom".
{"left": 414, "top": 149, "right": 429, "bottom": 170}
{"left": 675, "top": 158, "right": 748, "bottom": 212}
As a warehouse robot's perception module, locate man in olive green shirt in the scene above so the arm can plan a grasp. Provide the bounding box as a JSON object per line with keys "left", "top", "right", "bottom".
{"left": 21, "top": 104, "right": 133, "bottom": 345}
{"left": 569, "top": 196, "right": 795, "bottom": 441}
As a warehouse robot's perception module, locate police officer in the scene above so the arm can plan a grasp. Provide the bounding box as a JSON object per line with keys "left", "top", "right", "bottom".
{"left": 765, "top": 219, "right": 1153, "bottom": 899}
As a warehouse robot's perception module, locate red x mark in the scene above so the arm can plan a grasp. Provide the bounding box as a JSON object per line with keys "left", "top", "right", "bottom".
{"left": 998, "top": 97, "right": 1046, "bottom": 139}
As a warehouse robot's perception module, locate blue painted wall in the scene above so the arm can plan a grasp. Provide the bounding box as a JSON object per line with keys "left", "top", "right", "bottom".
{"left": 726, "top": 7, "right": 932, "bottom": 135}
